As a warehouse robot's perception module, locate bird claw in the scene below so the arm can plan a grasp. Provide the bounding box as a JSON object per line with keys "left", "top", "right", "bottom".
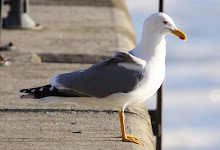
{"left": 122, "top": 134, "right": 144, "bottom": 146}
{"left": 126, "top": 134, "right": 141, "bottom": 140}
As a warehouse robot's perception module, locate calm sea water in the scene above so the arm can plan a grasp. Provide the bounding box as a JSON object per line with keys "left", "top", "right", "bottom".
{"left": 127, "top": 0, "right": 220, "bottom": 149}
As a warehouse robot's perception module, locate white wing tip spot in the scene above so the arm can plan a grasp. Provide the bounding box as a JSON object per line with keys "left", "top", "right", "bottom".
{"left": 49, "top": 86, "right": 54, "bottom": 91}
{"left": 50, "top": 75, "right": 59, "bottom": 86}
{"left": 39, "top": 87, "right": 43, "bottom": 91}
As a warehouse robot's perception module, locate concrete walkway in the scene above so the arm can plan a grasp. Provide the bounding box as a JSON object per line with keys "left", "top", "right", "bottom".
{"left": 0, "top": 0, "right": 155, "bottom": 149}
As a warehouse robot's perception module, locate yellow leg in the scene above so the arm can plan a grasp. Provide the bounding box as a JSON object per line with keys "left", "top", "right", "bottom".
{"left": 118, "top": 110, "right": 144, "bottom": 146}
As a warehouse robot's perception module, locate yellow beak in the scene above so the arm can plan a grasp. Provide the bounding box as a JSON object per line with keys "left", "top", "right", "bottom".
{"left": 170, "top": 29, "right": 187, "bottom": 41}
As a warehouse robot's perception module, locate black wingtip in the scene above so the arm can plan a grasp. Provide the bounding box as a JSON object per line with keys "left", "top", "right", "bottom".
{"left": 19, "top": 89, "right": 27, "bottom": 93}
{"left": 19, "top": 85, "right": 58, "bottom": 99}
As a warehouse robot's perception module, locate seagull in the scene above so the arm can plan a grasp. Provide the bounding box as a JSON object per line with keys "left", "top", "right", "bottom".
{"left": 19, "top": 13, "right": 186, "bottom": 146}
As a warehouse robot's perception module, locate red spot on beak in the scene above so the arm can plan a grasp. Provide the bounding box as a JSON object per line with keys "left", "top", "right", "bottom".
{"left": 179, "top": 36, "right": 184, "bottom": 40}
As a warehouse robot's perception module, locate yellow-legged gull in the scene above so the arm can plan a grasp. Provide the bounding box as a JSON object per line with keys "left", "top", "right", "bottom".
{"left": 19, "top": 13, "right": 187, "bottom": 145}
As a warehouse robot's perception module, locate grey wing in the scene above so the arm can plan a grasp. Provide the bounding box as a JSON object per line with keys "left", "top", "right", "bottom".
{"left": 51, "top": 52, "right": 145, "bottom": 98}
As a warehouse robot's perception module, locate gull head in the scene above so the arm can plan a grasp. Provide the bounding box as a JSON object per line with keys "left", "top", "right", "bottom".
{"left": 144, "top": 13, "right": 187, "bottom": 41}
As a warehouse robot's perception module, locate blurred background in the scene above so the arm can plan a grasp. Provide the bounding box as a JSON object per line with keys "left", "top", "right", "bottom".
{"left": 126, "top": 0, "right": 220, "bottom": 150}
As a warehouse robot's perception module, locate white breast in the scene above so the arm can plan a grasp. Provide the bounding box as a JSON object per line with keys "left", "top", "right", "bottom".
{"left": 128, "top": 60, "right": 165, "bottom": 104}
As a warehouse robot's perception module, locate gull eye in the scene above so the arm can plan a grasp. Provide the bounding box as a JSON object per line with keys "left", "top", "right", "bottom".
{"left": 163, "top": 21, "right": 168, "bottom": 24}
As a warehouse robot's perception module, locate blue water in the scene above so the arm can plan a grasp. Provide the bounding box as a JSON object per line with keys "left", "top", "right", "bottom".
{"left": 126, "top": 0, "right": 220, "bottom": 149}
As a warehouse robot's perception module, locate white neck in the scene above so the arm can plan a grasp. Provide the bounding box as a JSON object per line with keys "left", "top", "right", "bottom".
{"left": 129, "top": 29, "right": 166, "bottom": 64}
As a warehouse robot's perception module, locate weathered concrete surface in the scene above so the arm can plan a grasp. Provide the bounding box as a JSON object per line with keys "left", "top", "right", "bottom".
{"left": 0, "top": 0, "right": 156, "bottom": 149}
{"left": 0, "top": 111, "right": 152, "bottom": 150}
{"left": 2, "top": 3, "right": 136, "bottom": 56}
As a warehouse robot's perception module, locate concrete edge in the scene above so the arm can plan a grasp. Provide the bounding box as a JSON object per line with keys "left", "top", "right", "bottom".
{"left": 29, "top": 0, "right": 136, "bottom": 45}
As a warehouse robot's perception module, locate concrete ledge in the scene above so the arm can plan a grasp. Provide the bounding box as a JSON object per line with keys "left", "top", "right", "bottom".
{"left": 1, "top": 0, "right": 156, "bottom": 149}
{"left": 2, "top": 1, "right": 136, "bottom": 55}
{"left": 0, "top": 110, "right": 154, "bottom": 150}
{"left": 30, "top": 0, "right": 129, "bottom": 11}
{"left": 29, "top": 0, "right": 132, "bottom": 24}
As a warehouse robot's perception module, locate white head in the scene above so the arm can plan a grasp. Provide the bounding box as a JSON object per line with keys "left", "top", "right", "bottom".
{"left": 130, "top": 13, "right": 186, "bottom": 60}
{"left": 143, "top": 13, "right": 186, "bottom": 40}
